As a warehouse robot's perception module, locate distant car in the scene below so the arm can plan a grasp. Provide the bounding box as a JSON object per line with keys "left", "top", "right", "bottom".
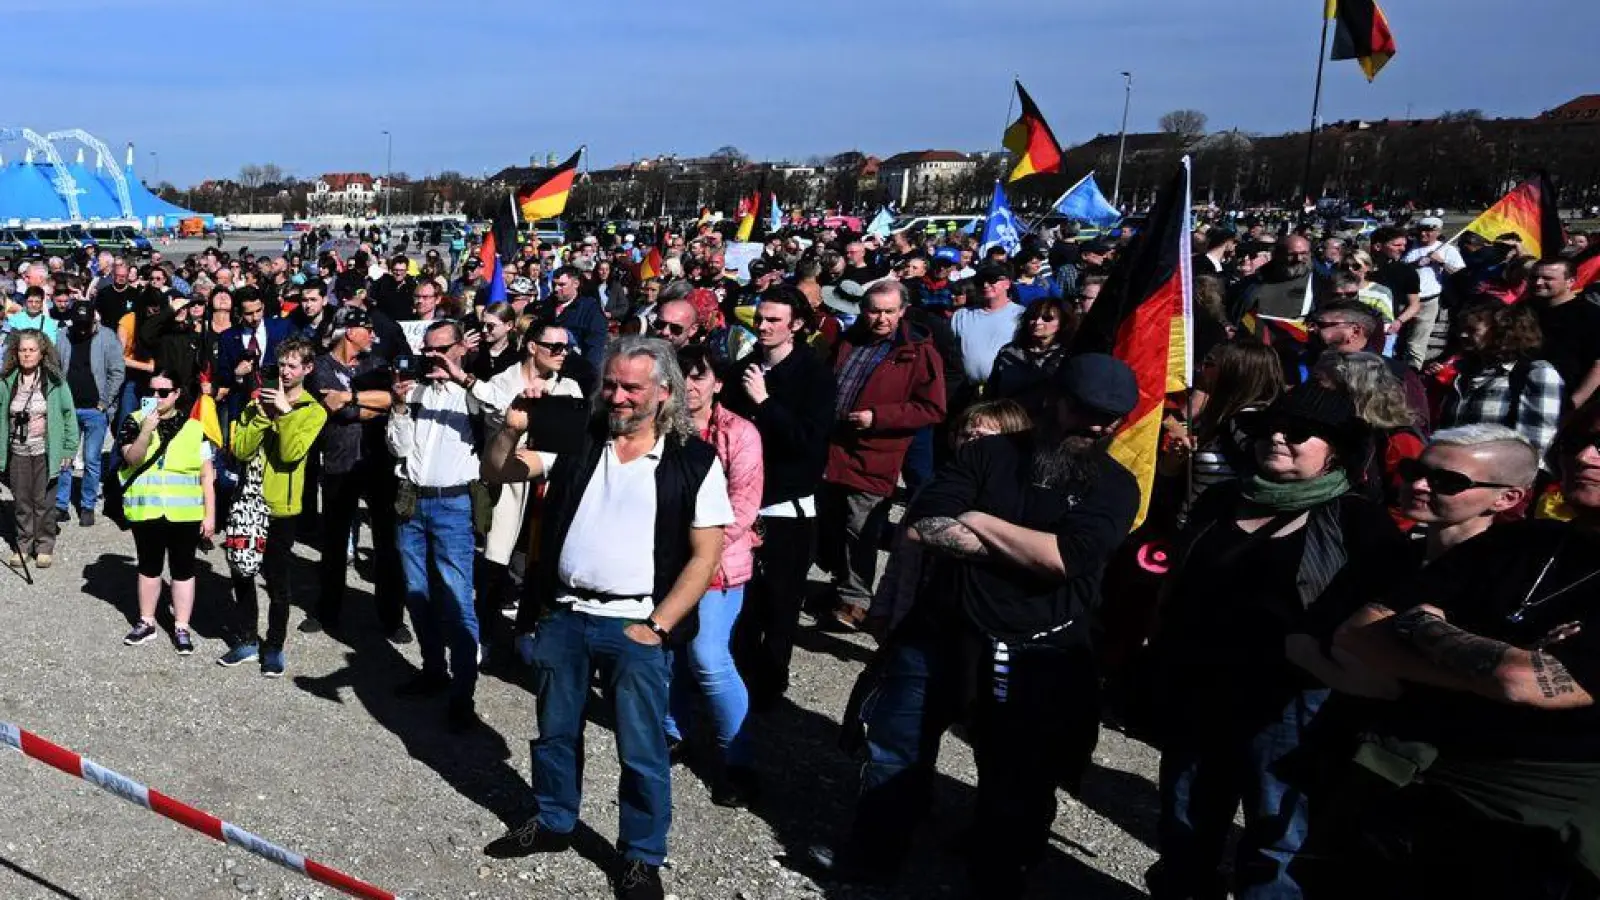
{"left": 87, "top": 226, "right": 152, "bottom": 255}
{"left": 531, "top": 219, "right": 566, "bottom": 246}
{"left": 28, "top": 226, "right": 86, "bottom": 255}
{"left": 0, "top": 228, "right": 44, "bottom": 257}
{"left": 888, "top": 214, "right": 984, "bottom": 236}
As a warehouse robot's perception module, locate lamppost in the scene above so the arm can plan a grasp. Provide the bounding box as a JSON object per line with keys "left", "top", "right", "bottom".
{"left": 382, "top": 130, "right": 393, "bottom": 219}
{"left": 1112, "top": 71, "right": 1133, "bottom": 209}
{"left": 150, "top": 151, "right": 159, "bottom": 184}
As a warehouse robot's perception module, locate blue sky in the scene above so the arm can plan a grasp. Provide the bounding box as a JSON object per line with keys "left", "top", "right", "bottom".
{"left": 6, "top": 0, "right": 1594, "bottom": 185}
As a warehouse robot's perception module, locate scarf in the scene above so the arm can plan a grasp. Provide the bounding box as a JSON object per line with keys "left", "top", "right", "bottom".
{"left": 1241, "top": 470, "right": 1350, "bottom": 513}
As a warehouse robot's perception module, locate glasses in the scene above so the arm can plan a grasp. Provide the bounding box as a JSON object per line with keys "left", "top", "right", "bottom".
{"left": 1243, "top": 417, "right": 1323, "bottom": 445}
{"left": 651, "top": 319, "right": 686, "bottom": 336}
{"left": 1558, "top": 433, "right": 1600, "bottom": 456}
{"left": 150, "top": 387, "right": 177, "bottom": 398}
{"left": 423, "top": 343, "right": 455, "bottom": 353}
{"left": 533, "top": 340, "right": 569, "bottom": 354}
{"left": 1397, "top": 458, "right": 1516, "bottom": 496}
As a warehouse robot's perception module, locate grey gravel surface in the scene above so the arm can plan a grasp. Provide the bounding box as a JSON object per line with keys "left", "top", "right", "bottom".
{"left": 0, "top": 509, "right": 1159, "bottom": 899}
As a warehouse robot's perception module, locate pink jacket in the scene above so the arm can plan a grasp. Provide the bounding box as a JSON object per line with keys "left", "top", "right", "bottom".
{"left": 704, "top": 404, "right": 763, "bottom": 589}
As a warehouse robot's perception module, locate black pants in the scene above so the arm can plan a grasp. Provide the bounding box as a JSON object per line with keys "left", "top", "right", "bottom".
{"left": 1303, "top": 776, "right": 1600, "bottom": 900}
{"left": 130, "top": 518, "right": 201, "bottom": 580}
{"left": 731, "top": 514, "right": 816, "bottom": 706}
{"left": 229, "top": 517, "right": 297, "bottom": 650}
{"left": 844, "top": 618, "right": 1100, "bottom": 898}
{"left": 317, "top": 463, "right": 403, "bottom": 631}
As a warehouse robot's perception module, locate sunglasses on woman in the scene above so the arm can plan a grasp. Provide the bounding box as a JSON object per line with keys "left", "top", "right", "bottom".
{"left": 150, "top": 387, "right": 178, "bottom": 398}
{"left": 1397, "top": 458, "right": 1516, "bottom": 496}
{"left": 531, "top": 340, "right": 569, "bottom": 354}
{"left": 1243, "top": 417, "right": 1323, "bottom": 446}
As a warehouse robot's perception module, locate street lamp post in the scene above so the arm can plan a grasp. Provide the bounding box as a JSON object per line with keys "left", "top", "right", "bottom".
{"left": 150, "top": 151, "right": 159, "bottom": 184}
{"left": 1112, "top": 71, "right": 1133, "bottom": 209}
{"left": 382, "top": 130, "right": 393, "bottom": 219}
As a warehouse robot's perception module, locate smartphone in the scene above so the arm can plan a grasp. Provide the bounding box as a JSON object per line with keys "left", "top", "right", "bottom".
{"left": 260, "top": 365, "right": 281, "bottom": 395}
{"left": 139, "top": 397, "right": 158, "bottom": 418}
{"left": 393, "top": 355, "right": 421, "bottom": 378}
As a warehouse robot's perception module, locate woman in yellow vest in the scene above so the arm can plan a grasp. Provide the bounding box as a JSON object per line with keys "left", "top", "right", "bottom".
{"left": 118, "top": 368, "right": 217, "bottom": 655}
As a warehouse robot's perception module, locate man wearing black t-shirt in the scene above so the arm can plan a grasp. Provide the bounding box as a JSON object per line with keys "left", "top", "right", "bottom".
{"left": 816, "top": 354, "right": 1140, "bottom": 897}
{"left": 1529, "top": 257, "right": 1600, "bottom": 409}
{"left": 1330, "top": 406, "right": 1600, "bottom": 899}
{"left": 1369, "top": 227, "right": 1424, "bottom": 367}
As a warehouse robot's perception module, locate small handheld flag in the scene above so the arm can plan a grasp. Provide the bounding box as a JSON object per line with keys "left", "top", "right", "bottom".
{"left": 1002, "top": 81, "right": 1064, "bottom": 183}
{"left": 1053, "top": 173, "right": 1123, "bottom": 228}
{"left": 980, "top": 182, "right": 1023, "bottom": 258}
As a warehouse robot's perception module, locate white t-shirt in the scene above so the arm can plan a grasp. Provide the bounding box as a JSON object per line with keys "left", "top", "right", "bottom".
{"left": 952, "top": 301, "right": 1026, "bottom": 385}
{"left": 1403, "top": 241, "right": 1465, "bottom": 299}
{"left": 538, "top": 436, "right": 734, "bottom": 619}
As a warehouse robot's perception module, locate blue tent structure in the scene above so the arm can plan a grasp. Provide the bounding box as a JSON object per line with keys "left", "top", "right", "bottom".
{"left": 0, "top": 129, "right": 209, "bottom": 228}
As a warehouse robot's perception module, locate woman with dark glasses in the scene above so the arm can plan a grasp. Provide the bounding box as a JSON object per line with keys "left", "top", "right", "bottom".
{"left": 1147, "top": 384, "right": 1408, "bottom": 899}
{"left": 986, "top": 296, "right": 1074, "bottom": 406}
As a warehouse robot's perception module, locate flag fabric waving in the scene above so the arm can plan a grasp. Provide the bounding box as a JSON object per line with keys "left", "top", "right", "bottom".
{"left": 1003, "top": 81, "right": 1064, "bottom": 183}
{"left": 189, "top": 391, "right": 223, "bottom": 450}
{"left": 1329, "top": 0, "right": 1397, "bottom": 81}
{"left": 636, "top": 246, "right": 663, "bottom": 283}
{"left": 979, "top": 182, "right": 1023, "bottom": 258}
{"left": 515, "top": 149, "right": 581, "bottom": 222}
{"left": 767, "top": 195, "right": 783, "bottom": 233}
{"left": 735, "top": 188, "right": 761, "bottom": 242}
{"left": 1460, "top": 172, "right": 1561, "bottom": 259}
{"left": 477, "top": 192, "right": 520, "bottom": 275}
{"left": 1053, "top": 173, "right": 1123, "bottom": 228}
{"left": 866, "top": 206, "right": 895, "bottom": 239}
{"left": 1074, "top": 157, "right": 1193, "bottom": 528}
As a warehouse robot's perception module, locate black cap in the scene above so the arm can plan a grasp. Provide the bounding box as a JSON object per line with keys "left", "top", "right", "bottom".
{"left": 332, "top": 305, "right": 373, "bottom": 330}
{"left": 974, "top": 261, "right": 1013, "bottom": 283}
{"left": 1243, "top": 383, "right": 1365, "bottom": 456}
{"left": 1080, "top": 240, "right": 1114, "bottom": 256}
{"left": 69, "top": 301, "right": 96, "bottom": 329}
{"left": 1052, "top": 352, "right": 1139, "bottom": 418}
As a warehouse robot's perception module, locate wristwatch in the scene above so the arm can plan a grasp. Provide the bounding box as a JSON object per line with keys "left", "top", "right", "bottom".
{"left": 645, "top": 618, "right": 671, "bottom": 640}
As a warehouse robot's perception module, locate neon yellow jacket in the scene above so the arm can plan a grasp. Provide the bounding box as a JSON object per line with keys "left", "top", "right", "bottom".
{"left": 231, "top": 394, "right": 327, "bottom": 518}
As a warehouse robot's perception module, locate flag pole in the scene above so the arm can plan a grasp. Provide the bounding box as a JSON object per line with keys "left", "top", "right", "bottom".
{"left": 1025, "top": 171, "right": 1092, "bottom": 233}
{"left": 1301, "top": 7, "right": 1333, "bottom": 203}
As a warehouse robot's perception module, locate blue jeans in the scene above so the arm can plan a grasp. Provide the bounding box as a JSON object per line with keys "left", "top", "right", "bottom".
{"left": 1151, "top": 687, "right": 1329, "bottom": 900}
{"left": 527, "top": 607, "right": 672, "bottom": 865}
{"left": 397, "top": 493, "right": 478, "bottom": 701}
{"left": 57, "top": 408, "right": 108, "bottom": 512}
{"left": 664, "top": 585, "right": 752, "bottom": 767}
{"left": 900, "top": 426, "right": 934, "bottom": 496}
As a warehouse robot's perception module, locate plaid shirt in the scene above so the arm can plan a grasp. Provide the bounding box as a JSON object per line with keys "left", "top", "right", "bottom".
{"left": 834, "top": 338, "right": 894, "bottom": 417}
{"left": 1439, "top": 358, "right": 1564, "bottom": 460}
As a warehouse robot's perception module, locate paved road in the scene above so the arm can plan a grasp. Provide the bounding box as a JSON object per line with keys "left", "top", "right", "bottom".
{"left": 0, "top": 495, "right": 1161, "bottom": 899}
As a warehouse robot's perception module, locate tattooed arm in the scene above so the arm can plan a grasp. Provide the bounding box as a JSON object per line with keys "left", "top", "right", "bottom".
{"left": 1336, "top": 603, "right": 1595, "bottom": 710}
{"left": 907, "top": 516, "right": 990, "bottom": 560}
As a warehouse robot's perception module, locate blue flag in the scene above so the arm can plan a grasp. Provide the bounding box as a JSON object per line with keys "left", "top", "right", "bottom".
{"left": 980, "top": 182, "right": 1022, "bottom": 257}
{"left": 1053, "top": 173, "right": 1121, "bottom": 228}
{"left": 768, "top": 195, "right": 783, "bottom": 233}
{"left": 866, "top": 206, "right": 895, "bottom": 239}
{"left": 487, "top": 254, "right": 507, "bottom": 304}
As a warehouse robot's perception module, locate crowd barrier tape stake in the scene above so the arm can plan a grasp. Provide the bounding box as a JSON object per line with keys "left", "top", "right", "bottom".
{"left": 1, "top": 721, "right": 401, "bottom": 900}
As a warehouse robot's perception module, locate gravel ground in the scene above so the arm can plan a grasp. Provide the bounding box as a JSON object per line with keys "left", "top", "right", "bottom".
{"left": 0, "top": 500, "right": 1160, "bottom": 900}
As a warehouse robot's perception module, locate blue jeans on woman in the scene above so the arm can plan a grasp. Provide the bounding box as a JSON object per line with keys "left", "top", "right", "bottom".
{"left": 664, "top": 585, "right": 752, "bottom": 767}
{"left": 1150, "top": 687, "right": 1329, "bottom": 900}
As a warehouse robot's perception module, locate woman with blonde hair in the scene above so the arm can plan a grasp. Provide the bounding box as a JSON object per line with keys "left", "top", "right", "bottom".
{"left": 1313, "top": 350, "right": 1425, "bottom": 524}
{"left": 0, "top": 329, "right": 80, "bottom": 567}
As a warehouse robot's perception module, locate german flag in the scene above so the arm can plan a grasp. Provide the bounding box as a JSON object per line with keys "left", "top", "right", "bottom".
{"left": 735, "top": 188, "right": 760, "bottom": 242}
{"left": 1003, "top": 81, "right": 1064, "bottom": 183}
{"left": 1074, "top": 158, "right": 1192, "bottom": 528}
{"left": 1575, "top": 247, "right": 1600, "bottom": 294}
{"left": 1461, "top": 171, "right": 1562, "bottom": 259}
{"left": 190, "top": 375, "right": 224, "bottom": 449}
{"left": 635, "top": 246, "right": 662, "bottom": 283}
{"left": 1329, "top": 0, "right": 1397, "bottom": 82}
{"left": 515, "top": 149, "right": 581, "bottom": 222}
{"left": 477, "top": 192, "right": 520, "bottom": 274}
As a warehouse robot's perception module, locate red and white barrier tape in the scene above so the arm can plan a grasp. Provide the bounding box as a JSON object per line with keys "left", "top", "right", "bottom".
{"left": 1, "top": 721, "right": 401, "bottom": 900}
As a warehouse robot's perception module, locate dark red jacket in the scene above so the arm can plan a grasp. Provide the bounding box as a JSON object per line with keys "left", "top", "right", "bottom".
{"left": 824, "top": 321, "right": 947, "bottom": 496}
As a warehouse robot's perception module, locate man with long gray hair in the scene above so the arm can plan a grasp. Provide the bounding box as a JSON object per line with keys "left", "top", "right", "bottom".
{"left": 481, "top": 335, "right": 733, "bottom": 900}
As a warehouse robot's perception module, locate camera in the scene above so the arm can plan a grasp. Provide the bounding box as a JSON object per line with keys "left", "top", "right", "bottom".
{"left": 10, "top": 411, "right": 28, "bottom": 444}
{"left": 393, "top": 355, "right": 422, "bottom": 377}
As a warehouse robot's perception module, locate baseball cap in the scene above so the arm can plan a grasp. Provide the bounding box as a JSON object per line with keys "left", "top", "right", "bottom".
{"left": 1052, "top": 353, "right": 1139, "bottom": 419}
{"left": 331, "top": 305, "right": 373, "bottom": 330}
{"left": 508, "top": 277, "right": 536, "bottom": 296}
{"left": 974, "top": 261, "right": 1014, "bottom": 283}
{"left": 1417, "top": 216, "right": 1444, "bottom": 230}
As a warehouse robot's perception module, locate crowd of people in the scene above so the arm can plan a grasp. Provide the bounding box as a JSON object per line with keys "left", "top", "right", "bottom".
{"left": 1, "top": 206, "right": 1598, "bottom": 899}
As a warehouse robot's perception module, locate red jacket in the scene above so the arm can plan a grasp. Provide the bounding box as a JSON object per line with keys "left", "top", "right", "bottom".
{"left": 824, "top": 321, "right": 946, "bottom": 496}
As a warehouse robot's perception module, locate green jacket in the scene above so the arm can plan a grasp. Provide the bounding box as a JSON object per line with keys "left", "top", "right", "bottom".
{"left": 231, "top": 393, "right": 328, "bottom": 518}
{"left": 0, "top": 369, "right": 80, "bottom": 474}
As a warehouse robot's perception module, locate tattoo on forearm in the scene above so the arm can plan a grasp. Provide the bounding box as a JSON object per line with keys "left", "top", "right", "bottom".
{"left": 1531, "top": 652, "right": 1580, "bottom": 699}
{"left": 912, "top": 517, "right": 989, "bottom": 559}
{"left": 1390, "top": 608, "right": 1510, "bottom": 680}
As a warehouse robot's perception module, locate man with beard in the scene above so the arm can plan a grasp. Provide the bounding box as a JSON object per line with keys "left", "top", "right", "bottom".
{"left": 1238, "top": 236, "right": 1314, "bottom": 320}
{"left": 814, "top": 354, "right": 1140, "bottom": 898}
{"left": 481, "top": 336, "right": 731, "bottom": 900}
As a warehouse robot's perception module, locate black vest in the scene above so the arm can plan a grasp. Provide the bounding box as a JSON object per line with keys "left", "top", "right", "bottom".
{"left": 518, "top": 424, "right": 717, "bottom": 643}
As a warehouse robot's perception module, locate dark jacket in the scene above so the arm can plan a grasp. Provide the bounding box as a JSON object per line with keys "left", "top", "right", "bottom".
{"left": 904, "top": 305, "right": 967, "bottom": 405}
{"left": 215, "top": 317, "right": 296, "bottom": 415}
{"left": 138, "top": 308, "right": 207, "bottom": 391}
{"left": 370, "top": 273, "right": 415, "bottom": 322}
{"left": 987, "top": 341, "right": 1067, "bottom": 405}
{"left": 541, "top": 294, "right": 609, "bottom": 366}
{"left": 824, "top": 321, "right": 947, "bottom": 497}
{"left": 721, "top": 343, "right": 838, "bottom": 507}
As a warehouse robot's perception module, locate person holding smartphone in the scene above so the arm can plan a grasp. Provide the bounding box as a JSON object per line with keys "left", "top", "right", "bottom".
{"left": 216, "top": 338, "right": 327, "bottom": 678}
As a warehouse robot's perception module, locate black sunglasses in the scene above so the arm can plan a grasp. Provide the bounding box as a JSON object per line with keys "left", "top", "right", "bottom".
{"left": 532, "top": 340, "right": 569, "bottom": 354}
{"left": 150, "top": 387, "right": 178, "bottom": 398}
{"left": 650, "top": 319, "right": 686, "bottom": 337}
{"left": 1243, "top": 416, "right": 1323, "bottom": 446}
{"left": 1397, "top": 458, "right": 1516, "bottom": 496}
{"left": 1558, "top": 433, "right": 1600, "bottom": 456}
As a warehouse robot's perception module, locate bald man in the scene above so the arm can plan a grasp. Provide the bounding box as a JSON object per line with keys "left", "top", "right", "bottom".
{"left": 647, "top": 298, "right": 700, "bottom": 349}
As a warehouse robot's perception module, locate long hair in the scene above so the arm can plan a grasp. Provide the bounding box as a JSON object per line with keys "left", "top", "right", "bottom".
{"left": 1193, "top": 339, "right": 1282, "bottom": 445}
{"left": 598, "top": 335, "right": 694, "bottom": 443}
{"left": 1, "top": 329, "right": 64, "bottom": 383}
{"left": 1316, "top": 351, "right": 1418, "bottom": 430}
{"left": 1458, "top": 298, "right": 1542, "bottom": 365}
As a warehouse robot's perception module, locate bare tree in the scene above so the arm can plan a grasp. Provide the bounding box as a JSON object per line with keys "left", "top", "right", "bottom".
{"left": 709, "top": 145, "right": 747, "bottom": 165}
{"left": 1438, "top": 109, "right": 1485, "bottom": 123}
{"left": 238, "top": 164, "right": 264, "bottom": 189}
{"left": 1159, "top": 109, "right": 1209, "bottom": 143}
{"left": 258, "top": 163, "right": 284, "bottom": 186}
